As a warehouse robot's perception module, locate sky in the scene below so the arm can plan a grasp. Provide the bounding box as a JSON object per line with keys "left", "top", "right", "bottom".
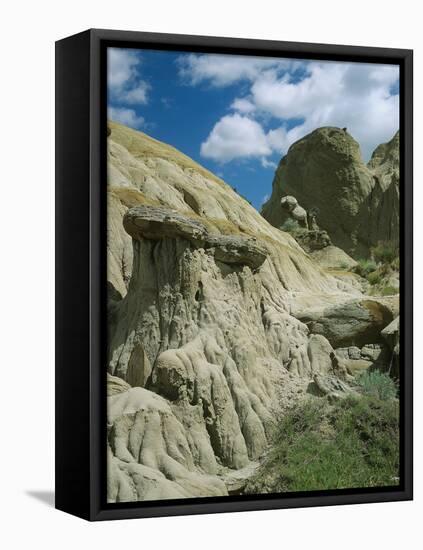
{"left": 107, "top": 48, "right": 399, "bottom": 210}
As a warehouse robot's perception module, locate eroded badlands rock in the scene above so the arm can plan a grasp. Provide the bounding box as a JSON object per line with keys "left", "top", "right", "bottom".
{"left": 105, "top": 121, "right": 396, "bottom": 503}
{"left": 262, "top": 127, "right": 400, "bottom": 258}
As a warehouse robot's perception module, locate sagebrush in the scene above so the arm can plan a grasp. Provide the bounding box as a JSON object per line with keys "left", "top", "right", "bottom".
{"left": 245, "top": 395, "right": 399, "bottom": 494}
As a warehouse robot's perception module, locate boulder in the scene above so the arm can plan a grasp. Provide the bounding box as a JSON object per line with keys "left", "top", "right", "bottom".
{"left": 107, "top": 373, "right": 131, "bottom": 396}
{"left": 312, "top": 373, "right": 357, "bottom": 400}
{"left": 342, "top": 359, "right": 373, "bottom": 375}
{"left": 280, "top": 195, "right": 298, "bottom": 211}
{"left": 335, "top": 346, "right": 361, "bottom": 360}
{"left": 361, "top": 343, "right": 383, "bottom": 361}
{"left": 292, "top": 296, "right": 394, "bottom": 348}
{"left": 280, "top": 195, "right": 308, "bottom": 227}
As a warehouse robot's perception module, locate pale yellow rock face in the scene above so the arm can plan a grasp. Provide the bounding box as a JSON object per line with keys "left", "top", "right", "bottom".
{"left": 262, "top": 127, "right": 399, "bottom": 258}
{"left": 107, "top": 121, "right": 347, "bottom": 295}
{"left": 105, "top": 121, "right": 395, "bottom": 503}
{"left": 310, "top": 245, "right": 358, "bottom": 271}
{"left": 107, "top": 386, "right": 227, "bottom": 502}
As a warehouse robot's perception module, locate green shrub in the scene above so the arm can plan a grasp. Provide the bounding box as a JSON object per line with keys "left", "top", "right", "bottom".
{"left": 245, "top": 395, "right": 399, "bottom": 494}
{"left": 371, "top": 241, "right": 399, "bottom": 265}
{"left": 380, "top": 285, "right": 399, "bottom": 296}
{"left": 355, "top": 259, "right": 377, "bottom": 277}
{"left": 356, "top": 370, "right": 398, "bottom": 400}
{"left": 280, "top": 218, "right": 301, "bottom": 233}
{"left": 367, "top": 271, "right": 382, "bottom": 285}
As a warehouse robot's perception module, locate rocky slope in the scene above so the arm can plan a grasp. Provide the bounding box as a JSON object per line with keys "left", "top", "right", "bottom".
{"left": 261, "top": 128, "right": 399, "bottom": 259}
{"left": 106, "top": 121, "right": 398, "bottom": 503}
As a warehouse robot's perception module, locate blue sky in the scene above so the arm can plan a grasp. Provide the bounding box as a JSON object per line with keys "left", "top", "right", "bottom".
{"left": 108, "top": 48, "right": 399, "bottom": 210}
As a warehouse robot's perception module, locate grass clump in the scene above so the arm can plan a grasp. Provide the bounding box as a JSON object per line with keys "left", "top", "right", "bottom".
{"left": 353, "top": 241, "right": 399, "bottom": 296}
{"left": 367, "top": 270, "right": 382, "bottom": 286}
{"left": 356, "top": 370, "right": 398, "bottom": 400}
{"left": 371, "top": 241, "right": 399, "bottom": 265}
{"left": 245, "top": 395, "right": 399, "bottom": 494}
{"left": 355, "top": 259, "right": 377, "bottom": 277}
{"left": 279, "top": 218, "right": 308, "bottom": 238}
{"left": 380, "top": 285, "right": 399, "bottom": 296}
{"left": 280, "top": 218, "right": 301, "bottom": 233}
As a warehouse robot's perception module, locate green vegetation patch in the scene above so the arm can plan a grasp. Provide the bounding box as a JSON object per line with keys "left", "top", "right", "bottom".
{"left": 356, "top": 370, "right": 398, "bottom": 400}
{"left": 371, "top": 241, "right": 399, "bottom": 265}
{"left": 245, "top": 394, "right": 399, "bottom": 494}
{"left": 279, "top": 218, "right": 308, "bottom": 237}
{"left": 353, "top": 241, "right": 399, "bottom": 296}
{"left": 355, "top": 258, "right": 377, "bottom": 277}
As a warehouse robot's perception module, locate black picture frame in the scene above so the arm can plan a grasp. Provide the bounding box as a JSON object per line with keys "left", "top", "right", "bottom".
{"left": 55, "top": 28, "right": 413, "bottom": 521}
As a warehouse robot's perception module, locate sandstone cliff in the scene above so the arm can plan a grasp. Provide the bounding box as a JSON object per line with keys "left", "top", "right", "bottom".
{"left": 261, "top": 128, "right": 399, "bottom": 259}
{"left": 106, "top": 121, "right": 397, "bottom": 503}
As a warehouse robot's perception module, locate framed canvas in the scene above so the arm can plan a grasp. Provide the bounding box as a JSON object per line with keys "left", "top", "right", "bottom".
{"left": 55, "top": 29, "right": 413, "bottom": 521}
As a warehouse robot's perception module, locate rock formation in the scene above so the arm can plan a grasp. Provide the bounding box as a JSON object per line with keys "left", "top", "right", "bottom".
{"left": 106, "top": 121, "right": 398, "bottom": 503}
{"left": 261, "top": 127, "right": 399, "bottom": 259}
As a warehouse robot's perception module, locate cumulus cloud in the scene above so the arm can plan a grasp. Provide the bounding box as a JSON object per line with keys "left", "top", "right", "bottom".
{"left": 108, "top": 49, "right": 139, "bottom": 92}
{"left": 250, "top": 62, "right": 399, "bottom": 159}
{"left": 185, "top": 53, "right": 399, "bottom": 163}
{"left": 201, "top": 114, "right": 272, "bottom": 162}
{"left": 108, "top": 106, "right": 145, "bottom": 129}
{"left": 200, "top": 114, "right": 289, "bottom": 163}
{"left": 231, "top": 97, "right": 256, "bottom": 114}
{"left": 121, "top": 82, "right": 150, "bottom": 104}
{"left": 178, "top": 53, "right": 292, "bottom": 87}
{"left": 108, "top": 49, "right": 150, "bottom": 100}
{"left": 266, "top": 127, "right": 290, "bottom": 155}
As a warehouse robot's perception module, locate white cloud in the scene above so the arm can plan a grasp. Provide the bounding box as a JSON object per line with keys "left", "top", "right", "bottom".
{"left": 178, "top": 53, "right": 291, "bottom": 87}
{"left": 266, "top": 127, "right": 290, "bottom": 155}
{"left": 200, "top": 114, "right": 289, "bottom": 163}
{"left": 250, "top": 62, "right": 399, "bottom": 159}
{"left": 186, "top": 54, "right": 399, "bottom": 163}
{"left": 201, "top": 114, "right": 272, "bottom": 162}
{"left": 108, "top": 49, "right": 139, "bottom": 92}
{"left": 107, "top": 48, "right": 150, "bottom": 106}
{"left": 260, "top": 158, "right": 277, "bottom": 170}
{"left": 121, "top": 82, "right": 150, "bottom": 104}
{"left": 231, "top": 97, "right": 256, "bottom": 114}
{"left": 108, "top": 106, "right": 145, "bottom": 129}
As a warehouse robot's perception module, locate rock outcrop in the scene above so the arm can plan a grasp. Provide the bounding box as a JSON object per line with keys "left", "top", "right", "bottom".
{"left": 107, "top": 381, "right": 227, "bottom": 501}
{"left": 262, "top": 127, "right": 399, "bottom": 259}
{"left": 123, "top": 205, "right": 269, "bottom": 270}
{"left": 290, "top": 294, "right": 398, "bottom": 348}
{"left": 105, "top": 121, "right": 397, "bottom": 503}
